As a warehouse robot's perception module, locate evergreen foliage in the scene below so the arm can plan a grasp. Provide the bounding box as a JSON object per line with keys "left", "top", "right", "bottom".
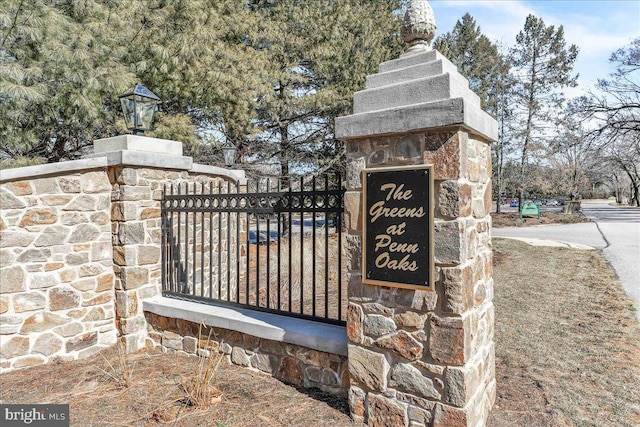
{"left": 245, "top": 0, "right": 403, "bottom": 176}
{"left": 0, "top": 0, "right": 135, "bottom": 162}
{"left": 433, "top": 13, "right": 513, "bottom": 211}
{"left": 433, "top": 13, "right": 505, "bottom": 112}
{"left": 0, "top": 0, "right": 403, "bottom": 174}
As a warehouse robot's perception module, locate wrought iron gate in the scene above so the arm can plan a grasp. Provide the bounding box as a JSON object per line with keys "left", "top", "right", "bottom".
{"left": 161, "top": 174, "right": 346, "bottom": 325}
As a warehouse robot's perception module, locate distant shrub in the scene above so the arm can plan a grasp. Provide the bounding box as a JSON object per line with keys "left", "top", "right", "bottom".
{"left": 0, "top": 156, "right": 46, "bottom": 170}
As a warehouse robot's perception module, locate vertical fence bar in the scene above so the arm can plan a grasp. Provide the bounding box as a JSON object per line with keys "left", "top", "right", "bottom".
{"left": 236, "top": 182, "right": 241, "bottom": 303}
{"left": 288, "top": 182, "right": 293, "bottom": 313}
{"left": 246, "top": 183, "right": 251, "bottom": 305}
{"left": 226, "top": 180, "right": 231, "bottom": 302}
{"left": 256, "top": 180, "right": 261, "bottom": 307}
{"left": 176, "top": 184, "right": 181, "bottom": 292}
{"left": 324, "top": 175, "right": 330, "bottom": 318}
{"left": 209, "top": 182, "right": 213, "bottom": 299}
{"left": 277, "top": 178, "right": 282, "bottom": 311}
{"left": 266, "top": 179, "right": 271, "bottom": 310}
{"left": 312, "top": 176, "right": 317, "bottom": 317}
{"left": 200, "top": 182, "right": 205, "bottom": 297}
{"left": 161, "top": 184, "right": 167, "bottom": 294}
{"left": 217, "top": 181, "right": 222, "bottom": 300}
{"left": 299, "top": 176, "right": 304, "bottom": 314}
{"left": 192, "top": 184, "right": 197, "bottom": 297}
{"left": 183, "top": 183, "right": 190, "bottom": 295}
{"left": 172, "top": 184, "right": 178, "bottom": 293}
{"left": 337, "top": 173, "right": 343, "bottom": 321}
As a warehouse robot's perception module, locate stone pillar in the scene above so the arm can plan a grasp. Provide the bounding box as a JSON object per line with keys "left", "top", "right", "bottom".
{"left": 92, "top": 135, "right": 193, "bottom": 351}
{"left": 336, "top": 2, "right": 497, "bottom": 426}
{"left": 89, "top": 135, "right": 244, "bottom": 352}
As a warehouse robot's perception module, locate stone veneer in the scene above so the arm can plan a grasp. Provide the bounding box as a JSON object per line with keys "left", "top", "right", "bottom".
{"left": 108, "top": 165, "right": 235, "bottom": 352}
{"left": 0, "top": 165, "right": 117, "bottom": 370}
{"left": 0, "top": 153, "right": 244, "bottom": 372}
{"left": 343, "top": 131, "right": 495, "bottom": 427}
{"left": 336, "top": 46, "right": 497, "bottom": 426}
{"left": 144, "top": 312, "right": 349, "bottom": 397}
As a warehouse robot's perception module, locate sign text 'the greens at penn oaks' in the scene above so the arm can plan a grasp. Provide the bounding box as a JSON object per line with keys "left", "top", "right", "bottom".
{"left": 362, "top": 165, "right": 434, "bottom": 290}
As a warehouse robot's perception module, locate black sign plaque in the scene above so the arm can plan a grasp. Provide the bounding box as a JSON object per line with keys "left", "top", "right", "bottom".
{"left": 362, "top": 165, "right": 434, "bottom": 290}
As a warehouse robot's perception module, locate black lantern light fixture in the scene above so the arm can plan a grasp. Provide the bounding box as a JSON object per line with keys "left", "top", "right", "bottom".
{"left": 221, "top": 143, "right": 237, "bottom": 167}
{"left": 118, "top": 83, "right": 161, "bottom": 135}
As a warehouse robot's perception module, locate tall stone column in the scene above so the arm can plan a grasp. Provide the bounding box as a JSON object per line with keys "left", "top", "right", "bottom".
{"left": 336, "top": 1, "right": 497, "bottom": 426}
{"left": 89, "top": 135, "right": 244, "bottom": 352}
{"left": 91, "top": 135, "right": 194, "bottom": 351}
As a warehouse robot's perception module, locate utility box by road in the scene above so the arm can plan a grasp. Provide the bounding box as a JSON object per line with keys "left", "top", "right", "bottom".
{"left": 520, "top": 201, "right": 541, "bottom": 219}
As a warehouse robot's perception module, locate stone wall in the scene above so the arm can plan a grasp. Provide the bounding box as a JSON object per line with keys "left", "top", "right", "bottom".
{"left": 144, "top": 312, "right": 349, "bottom": 397}
{"left": 0, "top": 154, "right": 245, "bottom": 373}
{"left": 0, "top": 167, "right": 117, "bottom": 371}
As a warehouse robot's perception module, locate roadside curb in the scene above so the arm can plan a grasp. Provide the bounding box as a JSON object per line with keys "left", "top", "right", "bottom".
{"left": 493, "top": 236, "right": 596, "bottom": 251}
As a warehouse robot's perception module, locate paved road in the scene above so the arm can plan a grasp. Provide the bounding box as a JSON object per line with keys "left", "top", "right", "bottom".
{"left": 494, "top": 200, "right": 640, "bottom": 321}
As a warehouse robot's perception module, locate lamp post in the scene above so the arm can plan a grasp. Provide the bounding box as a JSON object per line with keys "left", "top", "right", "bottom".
{"left": 221, "top": 143, "right": 237, "bottom": 167}
{"left": 118, "top": 83, "right": 161, "bottom": 135}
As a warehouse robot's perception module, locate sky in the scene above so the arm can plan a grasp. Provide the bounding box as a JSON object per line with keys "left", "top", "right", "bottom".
{"left": 428, "top": 0, "right": 640, "bottom": 99}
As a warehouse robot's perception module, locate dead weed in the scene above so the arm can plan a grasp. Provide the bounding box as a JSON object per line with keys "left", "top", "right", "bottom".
{"left": 178, "top": 325, "right": 225, "bottom": 408}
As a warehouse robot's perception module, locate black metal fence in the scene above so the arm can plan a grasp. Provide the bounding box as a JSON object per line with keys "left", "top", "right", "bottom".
{"left": 161, "top": 174, "right": 346, "bottom": 325}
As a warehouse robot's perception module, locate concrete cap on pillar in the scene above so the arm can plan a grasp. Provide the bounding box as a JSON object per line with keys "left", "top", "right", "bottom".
{"left": 335, "top": 0, "right": 498, "bottom": 143}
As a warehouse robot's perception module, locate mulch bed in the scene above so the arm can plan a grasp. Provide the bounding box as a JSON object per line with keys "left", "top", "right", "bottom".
{"left": 0, "top": 346, "right": 360, "bottom": 426}
{"left": 491, "top": 211, "right": 589, "bottom": 228}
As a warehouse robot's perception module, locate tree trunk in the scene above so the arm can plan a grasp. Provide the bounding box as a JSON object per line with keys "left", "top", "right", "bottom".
{"left": 279, "top": 122, "right": 290, "bottom": 189}
{"left": 495, "top": 138, "right": 504, "bottom": 213}
{"left": 632, "top": 182, "right": 640, "bottom": 207}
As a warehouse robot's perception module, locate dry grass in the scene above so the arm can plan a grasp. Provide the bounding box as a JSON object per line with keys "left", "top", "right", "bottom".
{"left": 243, "top": 233, "right": 346, "bottom": 320}
{"left": 97, "top": 341, "right": 135, "bottom": 388}
{"left": 489, "top": 238, "right": 640, "bottom": 427}
{"left": 178, "top": 325, "right": 224, "bottom": 408}
{"left": 0, "top": 346, "right": 358, "bottom": 426}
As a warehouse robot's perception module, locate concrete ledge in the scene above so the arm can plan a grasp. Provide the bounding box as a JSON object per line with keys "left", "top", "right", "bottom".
{"left": 0, "top": 157, "right": 108, "bottom": 183}
{"left": 366, "top": 59, "right": 462, "bottom": 90}
{"left": 84, "top": 150, "right": 193, "bottom": 171}
{"left": 336, "top": 97, "right": 498, "bottom": 142}
{"left": 143, "top": 296, "right": 348, "bottom": 356}
{"left": 190, "top": 163, "right": 247, "bottom": 185}
{"left": 378, "top": 50, "right": 438, "bottom": 73}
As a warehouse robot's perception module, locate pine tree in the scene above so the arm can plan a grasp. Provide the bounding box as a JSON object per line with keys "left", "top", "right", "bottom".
{"left": 433, "top": 14, "right": 513, "bottom": 211}
{"left": 509, "top": 14, "right": 578, "bottom": 206}
{"left": 433, "top": 13, "right": 502, "bottom": 111}
{"left": 244, "top": 0, "right": 404, "bottom": 178}
{"left": 0, "top": 0, "right": 135, "bottom": 163}
{"left": 1, "top": 0, "right": 403, "bottom": 171}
